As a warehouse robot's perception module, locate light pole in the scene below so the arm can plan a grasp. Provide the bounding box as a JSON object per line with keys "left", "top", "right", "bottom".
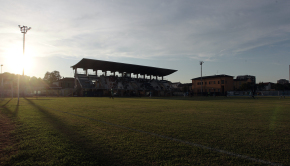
{"left": 18, "top": 25, "right": 31, "bottom": 105}
{"left": 200, "top": 61, "right": 204, "bottom": 96}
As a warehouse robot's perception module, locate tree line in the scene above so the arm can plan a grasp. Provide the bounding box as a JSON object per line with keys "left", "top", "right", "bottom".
{"left": 0, "top": 70, "right": 62, "bottom": 90}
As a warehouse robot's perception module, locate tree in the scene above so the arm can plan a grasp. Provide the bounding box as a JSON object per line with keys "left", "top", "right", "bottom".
{"left": 257, "top": 83, "right": 265, "bottom": 91}
{"left": 29, "top": 76, "right": 44, "bottom": 87}
{"left": 43, "top": 71, "right": 62, "bottom": 85}
{"left": 182, "top": 85, "right": 189, "bottom": 92}
{"left": 240, "top": 82, "right": 251, "bottom": 91}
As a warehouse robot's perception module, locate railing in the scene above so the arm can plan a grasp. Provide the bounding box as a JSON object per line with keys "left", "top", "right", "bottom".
{"left": 228, "top": 91, "right": 290, "bottom": 96}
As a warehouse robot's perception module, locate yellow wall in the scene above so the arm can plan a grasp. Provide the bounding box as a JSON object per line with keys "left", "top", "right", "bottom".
{"left": 192, "top": 76, "right": 233, "bottom": 94}
{"left": 233, "top": 78, "right": 252, "bottom": 90}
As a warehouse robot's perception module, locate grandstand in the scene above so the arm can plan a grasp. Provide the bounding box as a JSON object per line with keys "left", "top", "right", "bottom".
{"left": 71, "top": 58, "right": 177, "bottom": 97}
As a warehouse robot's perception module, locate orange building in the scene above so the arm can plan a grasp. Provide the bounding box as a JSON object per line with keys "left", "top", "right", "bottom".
{"left": 233, "top": 78, "right": 252, "bottom": 90}
{"left": 191, "top": 74, "right": 234, "bottom": 95}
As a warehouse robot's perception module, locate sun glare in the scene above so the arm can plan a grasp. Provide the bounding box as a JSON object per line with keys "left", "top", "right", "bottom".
{"left": 4, "top": 45, "right": 35, "bottom": 75}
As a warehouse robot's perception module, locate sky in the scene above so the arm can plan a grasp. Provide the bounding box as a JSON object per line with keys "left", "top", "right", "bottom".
{"left": 1, "top": 0, "right": 290, "bottom": 83}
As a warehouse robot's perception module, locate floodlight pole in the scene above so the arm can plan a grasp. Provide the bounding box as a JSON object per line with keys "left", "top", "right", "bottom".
{"left": 200, "top": 61, "right": 204, "bottom": 96}
{"left": 18, "top": 25, "right": 31, "bottom": 105}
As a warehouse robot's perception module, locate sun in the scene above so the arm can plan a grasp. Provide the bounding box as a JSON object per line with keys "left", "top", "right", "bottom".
{"left": 4, "top": 44, "right": 35, "bottom": 75}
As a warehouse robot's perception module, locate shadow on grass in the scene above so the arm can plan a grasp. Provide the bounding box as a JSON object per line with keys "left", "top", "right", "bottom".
{"left": 1, "top": 103, "right": 19, "bottom": 118}
{"left": 2, "top": 98, "right": 13, "bottom": 106}
{"left": 0, "top": 98, "right": 13, "bottom": 107}
{"left": 23, "top": 98, "right": 123, "bottom": 165}
{"left": 23, "top": 98, "right": 52, "bottom": 100}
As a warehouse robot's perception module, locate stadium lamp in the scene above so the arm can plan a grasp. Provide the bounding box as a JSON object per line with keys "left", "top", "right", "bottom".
{"left": 200, "top": 61, "right": 204, "bottom": 95}
{"left": 17, "top": 25, "right": 31, "bottom": 105}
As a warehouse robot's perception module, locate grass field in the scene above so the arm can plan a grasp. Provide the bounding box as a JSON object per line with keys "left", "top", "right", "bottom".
{"left": 0, "top": 96, "right": 289, "bottom": 165}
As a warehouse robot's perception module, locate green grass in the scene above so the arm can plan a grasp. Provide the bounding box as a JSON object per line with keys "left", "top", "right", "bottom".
{"left": 0, "top": 96, "right": 289, "bottom": 165}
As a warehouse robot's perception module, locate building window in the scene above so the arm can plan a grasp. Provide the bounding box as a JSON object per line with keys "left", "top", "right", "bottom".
{"left": 209, "top": 81, "right": 211, "bottom": 84}
{"left": 218, "top": 81, "right": 220, "bottom": 84}
{"left": 221, "top": 80, "right": 224, "bottom": 84}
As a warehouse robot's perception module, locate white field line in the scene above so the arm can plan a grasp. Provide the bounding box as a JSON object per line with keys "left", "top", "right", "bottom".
{"left": 46, "top": 107, "right": 283, "bottom": 166}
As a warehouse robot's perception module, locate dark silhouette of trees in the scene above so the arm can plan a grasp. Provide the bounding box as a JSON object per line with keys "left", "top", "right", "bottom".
{"left": 29, "top": 76, "right": 44, "bottom": 87}
{"left": 274, "top": 83, "right": 290, "bottom": 91}
{"left": 240, "top": 82, "right": 252, "bottom": 91}
{"left": 43, "top": 71, "right": 61, "bottom": 85}
{"left": 0, "top": 72, "right": 48, "bottom": 92}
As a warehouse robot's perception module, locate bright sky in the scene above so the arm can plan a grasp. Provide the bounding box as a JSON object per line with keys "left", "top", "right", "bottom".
{"left": 1, "top": 0, "right": 290, "bottom": 83}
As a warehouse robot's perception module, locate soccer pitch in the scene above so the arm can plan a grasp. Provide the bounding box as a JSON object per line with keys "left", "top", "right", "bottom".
{"left": 0, "top": 97, "right": 289, "bottom": 165}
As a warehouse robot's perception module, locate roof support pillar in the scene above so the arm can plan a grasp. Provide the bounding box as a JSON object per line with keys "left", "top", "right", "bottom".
{"left": 84, "top": 69, "right": 88, "bottom": 76}
{"left": 156, "top": 76, "right": 157, "bottom": 80}
{"left": 74, "top": 68, "right": 77, "bottom": 89}
{"left": 137, "top": 74, "right": 139, "bottom": 79}
{"left": 162, "top": 76, "right": 164, "bottom": 80}
{"left": 150, "top": 75, "right": 152, "bottom": 80}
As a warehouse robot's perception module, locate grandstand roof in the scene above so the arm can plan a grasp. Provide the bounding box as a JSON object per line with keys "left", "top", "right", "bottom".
{"left": 71, "top": 58, "right": 177, "bottom": 76}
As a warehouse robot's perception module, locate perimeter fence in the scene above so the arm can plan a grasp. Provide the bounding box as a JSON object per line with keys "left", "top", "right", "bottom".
{"left": 227, "top": 91, "right": 290, "bottom": 96}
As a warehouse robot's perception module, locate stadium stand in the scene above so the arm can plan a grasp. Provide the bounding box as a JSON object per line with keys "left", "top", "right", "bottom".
{"left": 71, "top": 58, "right": 177, "bottom": 97}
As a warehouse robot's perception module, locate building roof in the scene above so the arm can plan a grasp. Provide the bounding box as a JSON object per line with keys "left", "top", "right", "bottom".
{"left": 53, "top": 77, "right": 74, "bottom": 82}
{"left": 234, "top": 78, "right": 250, "bottom": 81}
{"left": 60, "top": 77, "right": 75, "bottom": 81}
{"left": 258, "top": 82, "right": 274, "bottom": 85}
{"left": 178, "top": 83, "right": 192, "bottom": 87}
{"left": 236, "top": 75, "right": 255, "bottom": 78}
{"left": 191, "top": 74, "right": 233, "bottom": 80}
{"left": 71, "top": 58, "right": 177, "bottom": 77}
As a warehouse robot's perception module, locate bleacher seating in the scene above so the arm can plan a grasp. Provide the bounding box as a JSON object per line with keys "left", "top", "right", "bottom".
{"left": 75, "top": 74, "right": 172, "bottom": 91}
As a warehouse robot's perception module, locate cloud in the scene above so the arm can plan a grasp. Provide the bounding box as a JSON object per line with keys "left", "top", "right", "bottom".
{"left": 1, "top": 0, "right": 290, "bottom": 62}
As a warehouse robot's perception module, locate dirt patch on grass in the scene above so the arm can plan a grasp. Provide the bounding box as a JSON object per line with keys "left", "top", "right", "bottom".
{"left": 0, "top": 112, "right": 16, "bottom": 162}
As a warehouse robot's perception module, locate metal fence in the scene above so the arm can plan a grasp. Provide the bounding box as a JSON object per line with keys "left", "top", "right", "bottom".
{"left": 228, "top": 91, "right": 290, "bottom": 96}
